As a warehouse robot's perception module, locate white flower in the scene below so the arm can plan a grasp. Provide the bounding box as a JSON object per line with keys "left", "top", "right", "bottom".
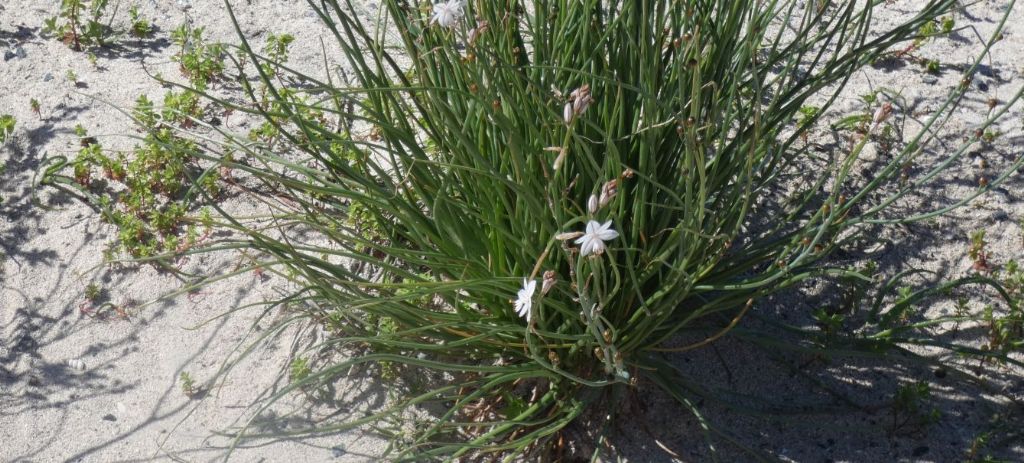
{"left": 574, "top": 220, "right": 619, "bottom": 256}
{"left": 431, "top": 0, "right": 465, "bottom": 28}
{"left": 514, "top": 278, "right": 536, "bottom": 322}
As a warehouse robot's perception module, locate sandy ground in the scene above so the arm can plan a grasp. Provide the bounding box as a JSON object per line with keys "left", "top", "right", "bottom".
{"left": 1, "top": 1, "right": 387, "bottom": 462}
{"left": 1, "top": 1, "right": 1023, "bottom": 462}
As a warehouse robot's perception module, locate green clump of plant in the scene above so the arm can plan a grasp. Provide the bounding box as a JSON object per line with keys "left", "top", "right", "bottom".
{"left": 43, "top": 0, "right": 114, "bottom": 51}
{"left": 261, "top": 33, "right": 295, "bottom": 76}
{"left": 42, "top": 116, "right": 218, "bottom": 260}
{"left": 29, "top": 99, "right": 42, "bottom": 119}
{"left": 84, "top": 282, "right": 102, "bottom": 302}
{"left": 289, "top": 357, "right": 312, "bottom": 383}
{"left": 891, "top": 381, "right": 941, "bottom": 436}
{"left": 0, "top": 115, "right": 14, "bottom": 143}
{"left": 73, "top": 0, "right": 1024, "bottom": 460}
{"left": 128, "top": 4, "right": 153, "bottom": 38}
{"left": 180, "top": 371, "right": 198, "bottom": 397}
{"left": 162, "top": 90, "right": 204, "bottom": 128}
{"left": 171, "top": 24, "right": 226, "bottom": 89}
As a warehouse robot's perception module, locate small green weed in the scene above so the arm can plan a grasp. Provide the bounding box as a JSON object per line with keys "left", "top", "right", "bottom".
{"left": 289, "top": 357, "right": 311, "bottom": 383}
{"left": 128, "top": 4, "right": 153, "bottom": 38}
{"left": 891, "top": 381, "right": 941, "bottom": 436}
{"left": 84, "top": 282, "right": 102, "bottom": 302}
{"left": 969, "top": 229, "right": 990, "bottom": 272}
{"left": 43, "top": 0, "right": 114, "bottom": 51}
{"left": 29, "top": 98, "right": 41, "bottom": 119}
{"left": 261, "top": 33, "right": 295, "bottom": 76}
{"left": 0, "top": 115, "right": 14, "bottom": 143}
{"left": 171, "top": 24, "right": 226, "bottom": 89}
{"left": 179, "top": 371, "right": 197, "bottom": 397}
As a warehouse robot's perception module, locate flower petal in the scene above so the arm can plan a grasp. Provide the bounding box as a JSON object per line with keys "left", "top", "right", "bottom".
{"left": 597, "top": 228, "right": 618, "bottom": 241}
{"left": 580, "top": 237, "right": 594, "bottom": 256}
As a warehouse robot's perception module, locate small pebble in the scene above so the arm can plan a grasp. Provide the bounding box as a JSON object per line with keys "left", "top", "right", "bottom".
{"left": 15, "top": 47, "right": 26, "bottom": 59}
{"left": 330, "top": 445, "right": 346, "bottom": 458}
{"left": 921, "top": 74, "right": 938, "bottom": 85}
{"left": 43, "top": 72, "right": 54, "bottom": 82}
{"left": 102, "top": 414, "right": 117, "bottom": 422}
{"left": 990, "top": 210, "right": 1010, "bottom": 222}
{"left": 3, "top": 50, "right": 15, "bottom": 61}
{"left": 67, "top": 358, "right": 86, "bottom": 370}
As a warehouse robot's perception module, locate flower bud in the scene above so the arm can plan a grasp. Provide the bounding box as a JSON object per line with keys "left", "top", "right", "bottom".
{"left": 467, "top": 20, "right": 488, "bottom": 45}
{"left": 871, "top": 102, "right": 893, "bottom": 130}
{"left": 587, "top": 194, "right": 599, "bottom": 214}
{"left": 553, "top": 149, "right": 568, "bottom": 171}
{"left": 599, "top": 179, "right": 618, "bottom": 208}
{"left": 555, "top": 231, "right": 584, "bottom": 241}
{"left": 545, "top": 146, "right": 567, "bottom": 170}
{"left": 563, "top": 84, "right": 593, "bottom": 124}
{"left": 541, "top": 270, "right": 556, "bottom": 295}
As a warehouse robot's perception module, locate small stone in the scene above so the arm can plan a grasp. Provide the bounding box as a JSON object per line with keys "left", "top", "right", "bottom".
{"left": 990, "top": 210, "right": 1010, "bottom": 222}
{"left": 102, "top": 414, "right": 117, "bottom": 422}
{"left": 912, "top": 445, "right": 929, "bottom": 457}
{"left": 15, "top": 47, "right": 26, "bottom": 59}
{"left": 992, "top": 187, "right": 1011, "bottom": 199}
{"left": 43, "top": 72, "right": 54, "bottom": 82}
{"left": 330, "top": 446, "right": 345, "bottom": 458}
{"left": 922, "top": 74, "right": 938, "bottom": 85}
{"left": 3, "top": 50, "right": 15, "bottom": 61}
{"left": 67, "top": 358, "right": 86, "bottom": 370}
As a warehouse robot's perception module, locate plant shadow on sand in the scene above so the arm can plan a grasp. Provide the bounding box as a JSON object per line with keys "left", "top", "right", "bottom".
{"left": 595, "top": 130, "right": 1024, "bottom": 461}
{"left": 0, "top": 263, "right": 293, "bottom": 462}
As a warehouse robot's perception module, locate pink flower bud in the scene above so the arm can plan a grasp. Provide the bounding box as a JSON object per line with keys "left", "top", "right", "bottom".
{"left": 871, "top": 102, "right": 893, "bottom": 130}
{"left": 541, "top": 270, "right": 556, "bottom": 295}
{"left": 599, "top": 179, "right": 618, "bottom": 207}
